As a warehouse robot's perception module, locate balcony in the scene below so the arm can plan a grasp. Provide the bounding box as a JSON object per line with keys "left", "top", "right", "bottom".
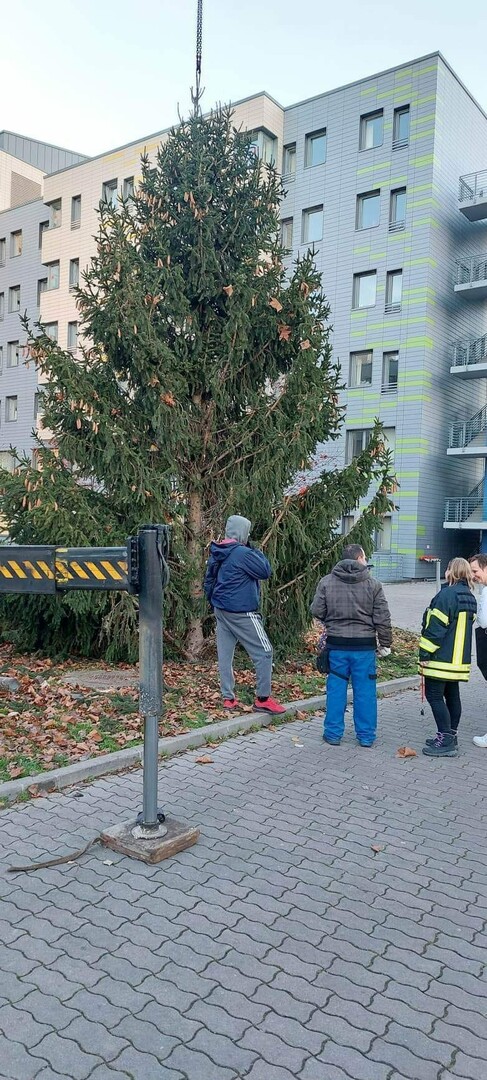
{"left": 454, "top": 255, "right": 487, "bottom": 300}
{"left": 450, "top": 334, "right": 487, "bottom": 378}
{"left": 448, "top": 404, "right": 487, "bottom": 456}
{"left": 459, "top": 170, "right": 487, "bottom": 222}
{"left": 444, "top": 480, "right": 487, "bottom": 529}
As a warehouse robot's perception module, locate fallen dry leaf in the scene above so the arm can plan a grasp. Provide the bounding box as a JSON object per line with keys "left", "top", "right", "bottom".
{"left": 295, "top": 710, "right": 307, "bottom": 720}
{"left": 269, "top": 297, "right": 283, "bottom": 312}
{"left": 371, "top": 844, "right": 384, "bottom": 854}
{"left": 195, "top": 755, "right": 214, "bottom": 764}
{"left": 222, "top": 285, "right": 233, "bottom": 297}
{"left": 396, "top": 746, "right": 417, "bottom": 759}
{"left": 278, "top": 323, "right": 292, "bottom": 342}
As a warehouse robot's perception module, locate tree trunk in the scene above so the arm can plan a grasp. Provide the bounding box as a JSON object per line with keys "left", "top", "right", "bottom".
{"left": 185, "top": 486, "right": 205, "bottom": 659}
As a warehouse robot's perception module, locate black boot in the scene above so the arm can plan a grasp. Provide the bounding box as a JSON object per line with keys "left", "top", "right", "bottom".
{"left": 426, "top": 732, "right": 458, "bottom": 748}
{"left": 422, "top": 732, "right": 458, "bottom": 757}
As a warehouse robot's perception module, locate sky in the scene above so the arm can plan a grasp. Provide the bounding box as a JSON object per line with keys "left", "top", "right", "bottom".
{"left": 3, "top": 0, "right": 487, "bottom": 158}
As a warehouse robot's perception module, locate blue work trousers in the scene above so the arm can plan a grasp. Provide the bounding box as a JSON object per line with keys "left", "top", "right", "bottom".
{"left": 324, "top": 649, "right": 377, "bottom": 743}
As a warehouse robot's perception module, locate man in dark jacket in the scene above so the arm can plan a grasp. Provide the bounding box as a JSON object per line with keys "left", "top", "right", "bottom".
{"left": 310, "top": 543, "right": 392, "bottom": 746}
{"left": 204, "top": 515, "right": 285, "bottom": 715}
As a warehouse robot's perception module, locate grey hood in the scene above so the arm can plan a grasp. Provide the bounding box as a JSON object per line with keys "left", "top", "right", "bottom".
{"left": 332, "top": 559, "right": 370, "bottom": 583}
{"left": 225, "top": 515, "right": 251, "bottom": 544}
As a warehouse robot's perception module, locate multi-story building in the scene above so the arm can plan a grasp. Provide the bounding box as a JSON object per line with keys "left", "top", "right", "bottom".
{"left": 0, "top": 133, "right": 85, "bottom": 466}
{"left": 4, "top": 54, "right": 487, "bottom": 577}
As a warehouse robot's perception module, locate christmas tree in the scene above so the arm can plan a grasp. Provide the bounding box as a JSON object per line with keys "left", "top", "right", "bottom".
{"left": 0, "top": 106, "right": 397, "bottom": 660}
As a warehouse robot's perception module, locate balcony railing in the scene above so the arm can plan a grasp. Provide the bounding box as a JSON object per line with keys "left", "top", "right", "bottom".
{"left": 455, "top": 255, "right": 487, "bottom": 285}
{"left": 452, "top": 334, "right": 487, "bottom": 368}
{"left": 444, "top": 480, "right": 484, "bottom": 523}
{"left": 449, "top": 404, "right": 487, "bottom": 449}
{"left": 459, "top": 170, "right": 487, "bottom": 201}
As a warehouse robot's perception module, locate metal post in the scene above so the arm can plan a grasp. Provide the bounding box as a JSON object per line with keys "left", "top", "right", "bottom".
{"left": 435, "top": 559, "right": 441, "bottom": 594}
{"left": 138, "top": 526, "right": 165, "bottom": 830}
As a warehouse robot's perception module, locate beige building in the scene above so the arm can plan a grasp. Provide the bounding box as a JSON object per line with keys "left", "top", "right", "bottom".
{"left": 39, "top": 95, "right": 284, "bottom": 354}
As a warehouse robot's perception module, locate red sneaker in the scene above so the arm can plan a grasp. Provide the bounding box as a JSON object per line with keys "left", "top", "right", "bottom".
{"left": 223, "top": 698, "right": 238, "bottom": 709}
{"left": 254, "top": 697, "right": 286, "bottom": 715}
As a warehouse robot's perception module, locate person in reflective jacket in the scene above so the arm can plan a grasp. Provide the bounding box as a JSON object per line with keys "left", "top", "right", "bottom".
{"left": 419, "top": 558, "right": 476, "bottom": 758}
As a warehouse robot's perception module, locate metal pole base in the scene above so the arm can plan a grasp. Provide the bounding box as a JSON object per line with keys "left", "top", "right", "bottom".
{"left": 100, "top": 817, "right": 200, "bottom": 864}
{"left": 136, "top": 809, "right": 166, "bottom": 827}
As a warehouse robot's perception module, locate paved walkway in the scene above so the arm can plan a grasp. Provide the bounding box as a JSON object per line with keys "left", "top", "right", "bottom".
{"left": 2, "top": 670, "right": 487, "bottom": 1079}
{"left": 383, "top": 580, "right": 437, "bottom": 634}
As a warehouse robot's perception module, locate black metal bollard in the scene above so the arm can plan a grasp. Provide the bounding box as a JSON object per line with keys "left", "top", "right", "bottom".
{"left": 137, "top": 525, "right": 169, "bottom": 829}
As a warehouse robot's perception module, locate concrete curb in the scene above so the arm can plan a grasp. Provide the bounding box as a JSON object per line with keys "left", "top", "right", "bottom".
{"left": 0, "top": 675, "right": 419, "bottom": 804}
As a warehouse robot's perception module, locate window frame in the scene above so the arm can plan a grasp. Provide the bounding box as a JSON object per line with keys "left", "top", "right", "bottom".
{"left": 46, "top": 261, "right": 60, "bottom": 291}
{"left": 5, "top": 395, "right": 18, "bottom": 422}
{"left": 43, "top": 322, "right": 58, "bottom": 342}
{"left": 39, "top": 220, "right": 49, "bottom": 248}
{"left": 349, "top": 350, "right": 373, "bottom": 388}
{"left": 302, "top": 205, "right": 324, "bottom": 245}
{"left": 7, "top": 341, "right": 20, "bottom": 368}
{"left": 359, "top": 109, "right": 384, "bottom": 151}
{"left": 305, "top": 129, "right": 327, "bottom": 168}
{"left": 389, "top": 187, "right": 407, "bottom": 232}
{"left": 69, "top": 258, "right": 80, "bottom": 291}
{"left": 47, "top": 199, "right": 62, "bottom": 229}
{"left": 393, "top": 105, "right": 410, "bottom": 149}
{"left": 346, "top": 428, "right": 372, "bottom": 464}
{"left": 10, "top": 230, "right": 22, "bottom": 258}
{"left": 71, "top": 195, "right": 81, "bottom": 228}
{"left": 282, "top": 143, "right": 296, "bottom": 177}
{"left": 352, "top": 270, "right": 377, "bottom": 310}
{"left": 0, "top": 238, "right": 5, "bottom": 266}
{"left": 356, "top": 189, "right": 381, "bottom": 231}
{"left": 8, "top": 285, "right": 21, "bottom": 313}
{"left": 102, "top": 179, "right": 118, "bottom": 207}
{"left": 67, "top": 321, "right": 78, "bottom": 352}
{"left": 122, "top": 177, "right": 134, "bottom": 200}
{"left": 385, "top": 269, "right": 403, "bottom": 312}
{"left": 0, "top": 292, "right": 4, "bottom": 320}
{"left": 382, "top": 350, "right": 399, "bottom": 393}
{"left": 281, "top": 218, "right": 293, "bottom": 249}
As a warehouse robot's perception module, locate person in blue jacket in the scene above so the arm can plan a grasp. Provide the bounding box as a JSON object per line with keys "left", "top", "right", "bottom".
{"left": 204, "top": 515, "right": 285, "bottom": 715}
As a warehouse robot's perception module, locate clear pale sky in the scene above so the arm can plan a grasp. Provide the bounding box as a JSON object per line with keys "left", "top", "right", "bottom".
{"left": 4, "top": 0, "right": 487, "bottom": 157}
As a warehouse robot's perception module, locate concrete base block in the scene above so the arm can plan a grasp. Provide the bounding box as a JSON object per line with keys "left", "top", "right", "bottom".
{"left": 100, "top": 816, "right": 200, "bottom": 864}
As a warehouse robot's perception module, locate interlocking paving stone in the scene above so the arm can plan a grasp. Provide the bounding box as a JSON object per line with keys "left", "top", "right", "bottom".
{"left": 2, "top": 657, "right": 487, "bottom": 1080}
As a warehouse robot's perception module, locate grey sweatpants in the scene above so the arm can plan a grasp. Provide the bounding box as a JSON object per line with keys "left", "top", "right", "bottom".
{"left": 215, "top": 609, "right": 273, "bottom": 699}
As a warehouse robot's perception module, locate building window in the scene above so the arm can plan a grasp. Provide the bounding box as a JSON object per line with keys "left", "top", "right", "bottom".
{"left": 342, "top": 514, "right": 355, "bottom": 536}
{"left": 389, "top": 188, "right": 406, "bottom": 232}
{"left": 46, "top": 262, "right": 60, "bottom": 290}
{"left": 7, "top": 341, "right": 20, "bottom": 368}
{"left": 356, "top": 190, "right": 380, "bottom": 230}
{"left": 373, "top": 517, "right": 392, "bottom": 551}
{"left": 302, "top": 206, "right": 323, "bottom": 244}
{"left": 360, "top": 110, "right": 383, "bottom": 151}
{"left": 34, "top": 393, "right": 44, "bottom": 424}
{"left": 0, "top": 293, "right": 3, "bottom": 320}
{"left": 282, "top": 144, "right": 296, "bottom": 177}
{"left": 43, "top": 322, "right": 58, "bottom": 341}
{"left": 123, "top": 177, "right": 134, "bottom": 200}
{"left": 48, "top": 199, "right": 62, "bottom": 229}
{"left": 67, "top": 321, "right": 78, "bottom": 351}
{"left": 8, "top": 286, "right": 21, "bottom": 313}
{"left": 0, "top": 346, "right": 3, "bottom": 372}
{"left": 383, "top": 427, "right": 396, "bottom": 454}
{"left": 6, "top": 396, "right": 18, "bottom": 422}
{"left": 349, "top": 350, "right": 373, "bottom": 387}
{"left": 382, "top": 351, "right": 399, "bottom": 392}
{"left": 0, "top": 238, "right": 5, "bottom": 265}
{"left": 10, "top": 230, "right": 22, "bottom": 257}
{"left": 102, "top": 179, "right": 118, "bottom": 207}
{"left": 346, "top": 428, "right": 372, "bottom": 463}
{"left": 39, "top": 220, "right": 49, "bottom": 248}
{"left": 69, "top": 258, "right": 80, "bottom": 290}
{"left": 249, "top": 130, "right": 276, "bottom": 165}
{"left": 305, "top": 129, "right": 327, "bottom": 168}
{"left": 393, "top": 106, "right": 410, "bottom": 149}
{"left": 385, "top": 269, "right": 403, "bottom": 312}
{"left": 37, "top": 278, "right": 48, "bottom": 306}
{"left": 352, "top": 270, "right": 377, "bottom": 309}
{"left": 71, "top": 195, "right": 81, "bottom": 228}
{"left": 281, "top": 218, "right": 293, "bottom": 249}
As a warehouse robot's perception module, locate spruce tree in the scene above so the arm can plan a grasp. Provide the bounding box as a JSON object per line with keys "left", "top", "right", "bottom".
{"left": 0, "top": 106, "right": 397, "bottom": 660}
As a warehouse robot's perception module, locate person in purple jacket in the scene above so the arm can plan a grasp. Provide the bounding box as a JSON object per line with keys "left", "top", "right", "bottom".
{"left": 204, "top": 515, "right": 286, "bottom": 714}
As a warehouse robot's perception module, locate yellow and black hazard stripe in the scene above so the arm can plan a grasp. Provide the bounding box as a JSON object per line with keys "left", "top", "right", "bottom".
{"left": 0, "top": 545, "right": 130, "bottom": 593}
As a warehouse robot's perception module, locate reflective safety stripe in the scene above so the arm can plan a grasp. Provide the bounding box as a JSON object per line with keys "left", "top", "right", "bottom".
{"left": 419, "top": 636, "right": 438, "bottom": 653}
{"left": 23, "top": 561, "right": 42, "bottom": 580}
{"left": 452, "top": 611, "right": 467, "bottom": 669}
{"left": 85, "top": 562, "right": 105, "bottom": 580}
{"left": 69, "top": 561, "right": 90, "bottom": 580}
{"left": 101, "top": 560, "right": 124, "bottom": 581}
{"left": 0, "top": 565, "right": 13, "bottom": 578}
{"left": 38, "top": 561, "right": 55, "bottom": 579}
{"left": 419, "top": 665, "right": 470, "bottom": 681}
{"left": 8, "top": 561, "right": 27, "bottom": 579}
{"left": 426, "top": 659, "right": 470, "bottom": 672}
{"left": 430, "top": 606, "right": 449, "bottom": 626}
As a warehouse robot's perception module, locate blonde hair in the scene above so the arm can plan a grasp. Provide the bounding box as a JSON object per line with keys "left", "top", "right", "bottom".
{"left": 445, "top": 557, "right": 473, "bottom": 587}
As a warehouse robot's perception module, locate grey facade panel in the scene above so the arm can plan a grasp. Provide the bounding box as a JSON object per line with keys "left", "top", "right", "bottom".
{"left": 0, "top": 132, "right": 87, "bottom": 172}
